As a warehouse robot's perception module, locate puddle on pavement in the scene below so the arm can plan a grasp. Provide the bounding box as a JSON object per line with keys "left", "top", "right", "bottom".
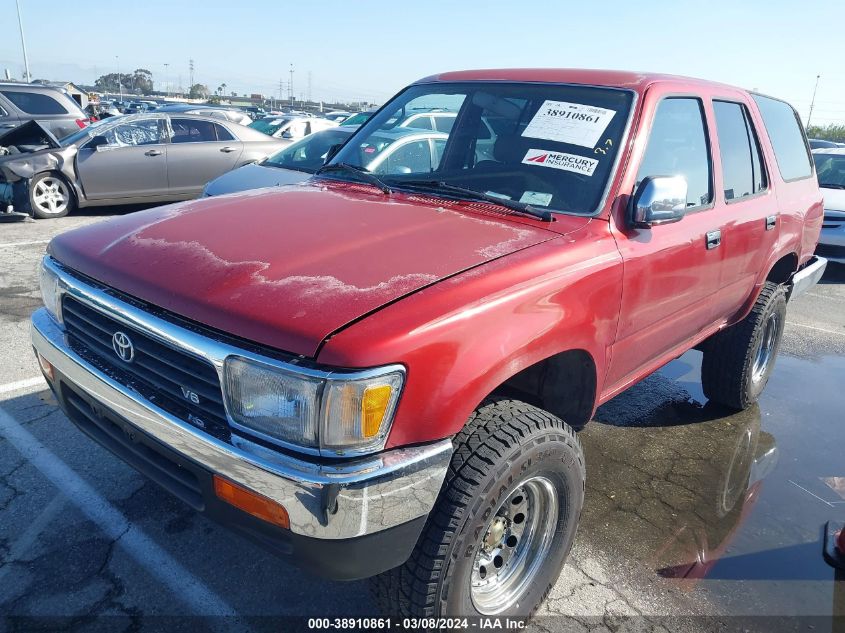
{"left": 581, "top": 350, "right": 845, "bottom": 619}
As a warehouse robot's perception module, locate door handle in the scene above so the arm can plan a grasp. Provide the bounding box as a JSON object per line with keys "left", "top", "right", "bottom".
{"left": 705, "top": 229, "right": 722, "bottom": 250}
{"left": 144, "top": 149, "right": 163, "bottom": 157}
{"left": 765, "top": 214, "right": 777, "bottom": 231}
{"left": 220, "top": 146, "right": 237, "bottom": 153}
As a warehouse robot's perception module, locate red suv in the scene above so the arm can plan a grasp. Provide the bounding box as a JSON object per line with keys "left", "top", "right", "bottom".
{"left": 32, "top": 69, "right": 826, "bottom": 617}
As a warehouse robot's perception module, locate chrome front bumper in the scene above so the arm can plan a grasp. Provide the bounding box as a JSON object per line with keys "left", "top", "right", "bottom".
{"left": 789, "top": 255, "right": 828, "bottom": 300}
{"left": 32, "top": 308, "right": 451, "bottom": 540}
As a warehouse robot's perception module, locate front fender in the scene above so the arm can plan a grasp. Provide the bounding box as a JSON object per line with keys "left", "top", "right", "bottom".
{"left": 317, "top": 222, "right": 623, "bottom": 448}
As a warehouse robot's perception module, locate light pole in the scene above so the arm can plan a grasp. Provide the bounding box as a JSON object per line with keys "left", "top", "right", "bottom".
{"left": 163, "top": 63, "right": 169, "bottom": 98}
{"left": 807, "top": 74, "right": 821, "bottom": 128}
{"left": 116, "top": 56, "right": 122, "bottom": 101}
{"left": 15, "top": 0, "right": 31, "bottom": 82}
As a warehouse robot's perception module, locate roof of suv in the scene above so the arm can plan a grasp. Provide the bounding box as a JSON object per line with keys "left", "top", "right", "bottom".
{"left": 417, "top": 68, "right": 739, "bottom": 92}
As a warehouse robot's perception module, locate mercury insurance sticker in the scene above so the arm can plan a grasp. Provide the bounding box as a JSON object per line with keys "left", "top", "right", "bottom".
{"left": 522, "top": 100, "right": 616, "bottom": 148}
{"left": 522, "top": 149, "right": 598, "bottom": 176}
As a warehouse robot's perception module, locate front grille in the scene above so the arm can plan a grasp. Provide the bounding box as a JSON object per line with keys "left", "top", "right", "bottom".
{"left": 62, "top": 296, "right": 231, "bottom": 441}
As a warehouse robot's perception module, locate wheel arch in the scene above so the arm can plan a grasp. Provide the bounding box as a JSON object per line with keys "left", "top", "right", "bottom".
{"left": 485, "top": 348, "right": 599, "bottom": 431}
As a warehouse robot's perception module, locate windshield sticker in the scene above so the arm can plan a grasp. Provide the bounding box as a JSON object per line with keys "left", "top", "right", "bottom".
{"left": 522, "top": 101, "right": 616, "bottom": 148}
{"left": 522, "top": 149, "right": 598, "bottom": 176}
{"left": 484, "top": 191, "right": 512, "bottom": 200}
{"left": 519, "top": 191, "right": 553, "bottom": 206}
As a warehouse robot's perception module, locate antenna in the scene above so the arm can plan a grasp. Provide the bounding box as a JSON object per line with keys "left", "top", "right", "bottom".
{"left": 189, "top": 59, "right": 195, "bottom": 89}
{"left": 807, "top": 74, "right": 821, "bottom": 128}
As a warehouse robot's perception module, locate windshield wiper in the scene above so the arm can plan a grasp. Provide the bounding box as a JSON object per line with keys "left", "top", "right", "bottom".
{"left": 400, "top": 180, "right": 554, "bottom": 222}
{"left": 819, "top": 183, "right": 845, "bottom": 190}
{"left": 315, "top": 162, "right": 392, "bottom": 194}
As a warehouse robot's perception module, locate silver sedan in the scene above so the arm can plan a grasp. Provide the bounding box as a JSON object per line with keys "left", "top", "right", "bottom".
{"left": 0, "top": 113, "right": 288, "bottom": 218}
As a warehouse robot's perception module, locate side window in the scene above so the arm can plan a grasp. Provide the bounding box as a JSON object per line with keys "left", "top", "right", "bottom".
{"left": 405, "top": 115, "right": 433, "bottom": 131}
{"left": 713, "top": 101, "right": 767, "bottom": 201}
{"left": 213, "top": 123, "right": 234, "bottom": 141}
{"left": 0, "top": 90, "right": 69, "bottom": 115}
{"left": 433, "top": 116, "right": 456, "bottom": 133}
{"left": 378, "top": 140, "right": 432, "bottom": 174}
{"left": 752, "top": 94, "right": 812, "bottom": 181}
{"left": 103, "top": 119, "right": 164, "bottom": 147}
{"left": 637, "top": 98, "right": 712, "bottom": 208}
{"left": 171, "top": 118, "right": 217, "bottom": 143}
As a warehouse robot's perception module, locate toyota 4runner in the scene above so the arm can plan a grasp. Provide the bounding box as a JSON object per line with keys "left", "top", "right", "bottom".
{"left": 31, "top": 69, "right": 827, "bottom": 617}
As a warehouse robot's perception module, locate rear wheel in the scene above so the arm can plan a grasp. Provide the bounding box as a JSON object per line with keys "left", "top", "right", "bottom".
{"left": 29, "top": 173, "right": 75, "bottom": 219}
{"left": 372, "top": 398, "right": 585, "bottom": 617}
{"left": 701, "top": 281, "right": 787, "bottom": 409}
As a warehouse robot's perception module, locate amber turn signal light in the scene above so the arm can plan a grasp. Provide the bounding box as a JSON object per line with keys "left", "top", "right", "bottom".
{"left": 37, "top": 352, "right": 54, "bottom": 382}
{"left": 213, "top": 475, "right": 290, "bottom": 530}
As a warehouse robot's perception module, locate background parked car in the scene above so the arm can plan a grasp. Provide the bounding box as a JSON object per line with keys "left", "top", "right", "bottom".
{"left": 0, "top": 113, "right": 286, "bottom": 218}
{"left": 809, "top": 138, "right": 841, "bottom": 149}
{"left": 812, "top": 148, "right": 845, "bottom": 264}
{"left": 248, "top": 115, "right": 337, "bottom": 140}
{"left": 340, "top": 110, "right": 376, "bottom": 127}
{"left": 203, "top": 126, "right": 357, "bottom": 196}
{"left": 0, "top": 82, "right": 89, "bottom": 139}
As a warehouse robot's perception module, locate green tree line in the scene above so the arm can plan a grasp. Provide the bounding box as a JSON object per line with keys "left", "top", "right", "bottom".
{"left": 806, "top": 124, "right": 845, "bottom": 142}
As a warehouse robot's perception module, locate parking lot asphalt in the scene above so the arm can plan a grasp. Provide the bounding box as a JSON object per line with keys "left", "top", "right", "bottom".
{"left": 1, "top": 209, "right": 844, "bottom": 631}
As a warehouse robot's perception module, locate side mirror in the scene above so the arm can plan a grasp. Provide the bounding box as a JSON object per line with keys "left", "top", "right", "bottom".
{"left": 323, "top": 143, "right": 342, "bottom": 164}
{"left": 88, "top": 135, "right": 109, "bottom": 151}
{"left": 630, "top": 175, "right": 688, "bottom": 227}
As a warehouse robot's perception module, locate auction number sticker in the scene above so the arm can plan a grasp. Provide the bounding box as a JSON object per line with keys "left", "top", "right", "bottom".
{"left": 522, "top": 149, "right": 598, "bottom": 176}
{"left": 522, "top": 100, "right": 616, "bottom": 148}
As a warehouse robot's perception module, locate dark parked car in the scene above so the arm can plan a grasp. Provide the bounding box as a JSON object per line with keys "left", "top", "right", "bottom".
{"left": 203, "top": 127, "right": 357, "bottom": 196}
{"left": 0, "top": 82, "right": 89, "bottom": 139}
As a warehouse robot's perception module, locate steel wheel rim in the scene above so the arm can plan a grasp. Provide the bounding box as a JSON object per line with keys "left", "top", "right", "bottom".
{"left": 470, "top": 476, "right": 558, "bottom": 614}
{"left": 33, "top": 178, "right": 69, "bottom": 215}
{"left": 752, "top": 312, "right": 779, "bottom": 383}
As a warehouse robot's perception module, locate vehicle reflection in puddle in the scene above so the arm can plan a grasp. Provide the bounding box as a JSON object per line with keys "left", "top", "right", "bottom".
{"left": 579, "top": 350, "right": 845, "bottom": 617}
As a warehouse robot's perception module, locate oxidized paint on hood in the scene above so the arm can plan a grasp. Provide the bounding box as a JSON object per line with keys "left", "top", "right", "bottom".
{"left": 49, "top": 182, "right": 579, "bottom": 357}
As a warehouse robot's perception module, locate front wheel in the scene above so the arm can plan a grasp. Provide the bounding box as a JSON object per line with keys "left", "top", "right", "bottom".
{"left": 372, "top": 399, "right": 585, "bottom": 617}
{"left": 29, "top": 173, "right": 75, "bottom": 219}
{"left": 701, "top": 281, "right": 787, "bottom": 409}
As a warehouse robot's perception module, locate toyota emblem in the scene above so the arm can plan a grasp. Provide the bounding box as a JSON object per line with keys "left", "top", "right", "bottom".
{"left": 112, "top": 331, "right": 135, "bottom": 363}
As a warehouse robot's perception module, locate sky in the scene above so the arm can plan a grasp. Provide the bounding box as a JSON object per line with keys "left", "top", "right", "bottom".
{"left": 2, "top": 0, "right": 844, "bottom": 125}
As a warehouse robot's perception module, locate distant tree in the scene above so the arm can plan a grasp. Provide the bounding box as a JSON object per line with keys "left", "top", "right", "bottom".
{"left": 807, "top": 124, "right": 845, "bottom": 143}
{"left": 230, "top": 91, "right": 237, "bottom": 97}
{"left": 95, "top": 73, "right": 124, "bottom": 92}
{"left": 130, "top": 68, "right": 154, "bottom": 94}
{"left": 188, "top": 83, "right": 210, "bottom": 99}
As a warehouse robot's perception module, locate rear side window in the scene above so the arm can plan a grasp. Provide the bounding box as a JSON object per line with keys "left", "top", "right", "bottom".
{"left": 1, "top": 90, "right": 69, "bottom": 115}
{"left": 171, "top": 118, "right": 233, "bottom": 143}
{"left": 637, "top": 97, "right": 712, "bottom": 208}
{"left": 752, "top": 94, "right": 812, "bottom": 181}
{"left": 713, "top": 101, "right": 767, "bottom": 200}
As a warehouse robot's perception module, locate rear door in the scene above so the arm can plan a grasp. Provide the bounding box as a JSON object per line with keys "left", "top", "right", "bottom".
{"left": 607, "top": 95, "right": 724, "bottom": 390}
{"left": 165, "top": 118, "right": 243, "bottom": 196}
{"left": 76, "top": 117, "right": 169, "bottom": 200}
{"left": 707, "top": 97, "right": 777, "bottom": 317}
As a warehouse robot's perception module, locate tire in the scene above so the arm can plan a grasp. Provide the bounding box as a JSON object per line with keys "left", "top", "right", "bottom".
{"left": 701, "top": 281, "right": 787, "bottom": 410}
{"left": 372, "top": 398, "right": 585, "bottom": 618}
{"left": 29, "top": 172, "right": 76, "bottom": 219}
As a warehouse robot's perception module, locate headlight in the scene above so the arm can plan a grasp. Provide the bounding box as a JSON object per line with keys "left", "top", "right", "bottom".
{"left": 39, "top": 258, "right": 62, "bottom": 322}
{"left": 224, "top": 356, "right": 404, "bottom": 455}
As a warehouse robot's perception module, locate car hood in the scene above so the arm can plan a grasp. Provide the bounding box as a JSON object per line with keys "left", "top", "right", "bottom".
{"left": 821, "top": 186, "right": 845, "bottom": 212}
{"left": 204, "top": 162, "right": 310, "bottom": 197}
{"left": 0, "top": 120, "right": 61, "bottom": 151}
{"left": 49, "top": 182, "right": 580, "bottom": 357}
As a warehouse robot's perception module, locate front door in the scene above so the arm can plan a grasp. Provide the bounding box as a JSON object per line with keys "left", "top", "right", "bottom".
{"left": 76, "top": 117, "right": 168, "bottom": 200}
{"left": 607, "top": 96, "right": 724, "bottom": 391}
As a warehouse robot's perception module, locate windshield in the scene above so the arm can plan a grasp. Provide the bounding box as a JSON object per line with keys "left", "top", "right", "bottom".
{"left": 249, "top": 118, "right": 292, "bottom": 136}
{"left": 813, "top": 153, "right": 845, "bottom": 188}
{"left": 328, "top": 82, "right": 634, "bottom": 215}
{"left": 340, "top": 111, "right": 372, "bottom": 127}
{"left": 263, "top": 128, "right": 354, "bottom": 173}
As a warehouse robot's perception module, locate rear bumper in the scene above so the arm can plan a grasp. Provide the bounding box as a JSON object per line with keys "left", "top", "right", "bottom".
{"left": 789, "top": 255, "right": 827, "bottom": 299}
{"left": 31, "top": 308, "right": 451, "bottom": 579}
